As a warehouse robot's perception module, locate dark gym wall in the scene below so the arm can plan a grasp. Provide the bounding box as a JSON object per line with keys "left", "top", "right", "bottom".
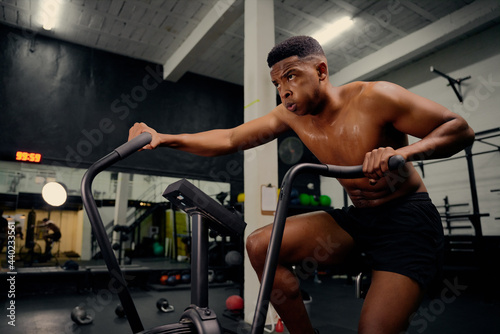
{"left": 0, "top": 24, "right": 244, "bottom": 187}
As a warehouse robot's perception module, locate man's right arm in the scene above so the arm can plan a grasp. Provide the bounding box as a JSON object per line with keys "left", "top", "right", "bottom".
{"left": 128, "top": 106, "right": 290, "bottom": 157}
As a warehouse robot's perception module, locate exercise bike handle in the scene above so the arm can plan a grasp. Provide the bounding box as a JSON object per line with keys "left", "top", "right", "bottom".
{"left": 115, "top": 132, "right": 153, "bottom": 159}
{"left": 323, "top": 154, "right": 406, "bottom": 178}
{"left": 81, "top": 132, "right": 152, "bottom": 334}
{"left": 250, "top": 155, "right": 406, "bottom": 334}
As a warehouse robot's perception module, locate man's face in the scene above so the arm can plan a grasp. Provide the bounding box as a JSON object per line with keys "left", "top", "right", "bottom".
{"left": 270, "top": 56, "right": 321, "bottom": 116}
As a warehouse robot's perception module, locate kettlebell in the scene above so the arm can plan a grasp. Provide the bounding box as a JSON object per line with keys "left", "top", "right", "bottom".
{"left": 156, "top": 298, "right": 175, "bottom": 313}
{"left": 70, "top": 306, "right": 93, "bottom": 325}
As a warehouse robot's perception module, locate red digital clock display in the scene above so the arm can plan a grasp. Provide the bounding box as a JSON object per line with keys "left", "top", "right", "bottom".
{"left": 15, "top": 151, "right": 42, "bottom": 163}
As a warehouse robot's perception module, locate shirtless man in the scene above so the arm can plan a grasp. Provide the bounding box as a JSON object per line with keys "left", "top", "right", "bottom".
{"left": 40, "top": 218, "right": 61, "bottom": 256}
{"left": 128, "top": 36, "right": 474, "bottom": 333}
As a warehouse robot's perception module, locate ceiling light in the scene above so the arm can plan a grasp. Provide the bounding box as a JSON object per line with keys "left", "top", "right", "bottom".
{"left": 43, "top": 21, "right": 55, "bottom": 31}
{"left": 42, "top": 182, "right": 67, "bottom": 207}
{"left": 38, "top": 0, "right": 62, "bottom": 31}
{"left": 312, "top": 17, "right": 354, "bottom": 45}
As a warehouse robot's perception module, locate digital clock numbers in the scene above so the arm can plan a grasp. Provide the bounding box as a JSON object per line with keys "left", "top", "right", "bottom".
{"left": 15, "top": 151, "right": 42, "bottom": 163}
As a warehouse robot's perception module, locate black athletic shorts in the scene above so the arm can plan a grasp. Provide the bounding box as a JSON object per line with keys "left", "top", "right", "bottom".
{"left": 326, "top": 192, "right": 444, "bottom": 289}
{"left": 47, "top": 231, "right": 62, "bottom": 242}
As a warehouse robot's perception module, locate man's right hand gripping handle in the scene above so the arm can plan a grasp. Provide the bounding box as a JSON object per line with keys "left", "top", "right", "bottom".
{"left": 128, "top": 122, "right": 161, "bottom": 150}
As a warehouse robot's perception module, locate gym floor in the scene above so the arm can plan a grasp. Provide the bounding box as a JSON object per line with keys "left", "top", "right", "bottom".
{"left": 1, "top": 258, "right": 499, "bottom": 333}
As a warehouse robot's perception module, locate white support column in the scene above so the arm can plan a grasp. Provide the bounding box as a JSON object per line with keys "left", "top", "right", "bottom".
{"left": 112, "top": 172, "right": 130, "bottom": 262}
{"left": 80, "top": 209, "right": 92, "bottom": 260}
{"left": 243, "top": 0, "right": 277, "bottom": 325}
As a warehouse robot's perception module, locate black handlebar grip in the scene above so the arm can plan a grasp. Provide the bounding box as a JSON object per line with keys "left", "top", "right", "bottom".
{"left": 114, "top": 132, "right": 153, "bottom": 159}
{"left": 388, "top": 155, "right": 406, "bottom": 170}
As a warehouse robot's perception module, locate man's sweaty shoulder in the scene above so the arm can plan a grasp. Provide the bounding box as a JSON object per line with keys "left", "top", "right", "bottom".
{"left": 340, "top": 81, "right": 403, "bottom": 115}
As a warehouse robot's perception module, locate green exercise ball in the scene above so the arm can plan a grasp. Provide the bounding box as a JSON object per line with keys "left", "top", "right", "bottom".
{"left": 310, "top": 195, "right": 319, "bottom": 206}
{"left": 153, "top": 242, "right": 164, "bottom": 256}
{"left": 299, "top": 193, "right": 310, "bottom": 205}
{"left": 319, "top": 195, "right": 331, "bottom": 207}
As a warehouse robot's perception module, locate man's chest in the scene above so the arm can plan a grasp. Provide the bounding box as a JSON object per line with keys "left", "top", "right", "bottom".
{"left": 290, "top": 116, "right": 390, "bottom": 165}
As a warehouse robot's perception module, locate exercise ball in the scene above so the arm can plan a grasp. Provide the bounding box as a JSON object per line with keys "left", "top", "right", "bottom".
{"left": 225, "top": 250, "right": 243, "bottom": 266}
{"left": 226, "top": 295, "right": 244, "bottom": 312}
{"left": 319, "top": 195, "right": 331, "bottom": 207}
{"left": 153, "top": 242, "right": 164, "bottom": 256}
{"left": 290, "top": 188, "right": 300, "bottom": 205}
{"left": 299, "top": 193, "right": 310, "bottom": 206}
{"left": 167, "top": 275, "right": 177, "bottom": 286}
{"left": 309, "top": 195, "right": 319, "bottom": 206}
{"left": 181, "top": 273, "right": 191, "bottom": 284}
{"left": 237, "top": 193, "right": 245, "bottom": 203}
{"left": 160, "top": 275, "right": 169, "bottom": 285}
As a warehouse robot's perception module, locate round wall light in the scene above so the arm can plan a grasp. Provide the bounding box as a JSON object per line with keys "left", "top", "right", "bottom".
{"left": 42, "top": 182, "right": 67, "bottom": 206}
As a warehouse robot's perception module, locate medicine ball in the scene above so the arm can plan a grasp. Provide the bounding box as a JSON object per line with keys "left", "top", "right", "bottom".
{"left": 167, "top": 275, "right": 177, "bottom": 286}
{"left": 181, "top": 271, "right": 191, "bottom": 284}
{"left": 226, "top": 295, "right": 244, "bottom": 313}
{"left": 225, "top": 250, "right": 243, "bottom": 266}
{"left": 160, "top": 274, "right": 169, "bottom": 285}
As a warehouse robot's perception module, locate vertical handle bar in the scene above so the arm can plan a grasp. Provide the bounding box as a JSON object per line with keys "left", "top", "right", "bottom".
{"left": 250, "top": 155, "right": 405, "bottom": 334}
{"left": 81, "top": 132, "right": 152, "bottom": 333}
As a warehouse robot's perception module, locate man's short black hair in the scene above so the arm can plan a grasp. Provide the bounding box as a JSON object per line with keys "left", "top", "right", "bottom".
{"left": 267, "top": 36, "right": 325, "bottom": 68}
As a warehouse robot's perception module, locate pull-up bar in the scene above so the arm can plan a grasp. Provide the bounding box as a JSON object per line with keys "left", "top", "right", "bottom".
{"left": 430, "top": 66, "right": 471, "bottom": 103}
{"left": 413, "top": 128, "right": 500, "bottom": 236}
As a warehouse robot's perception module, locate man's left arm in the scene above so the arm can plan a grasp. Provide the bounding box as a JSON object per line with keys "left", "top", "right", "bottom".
{"left": 363, "top": 82, "right": 475, "bottom": 178}
{"left": 389, "top": 83, "right": 475, "bottom": 161}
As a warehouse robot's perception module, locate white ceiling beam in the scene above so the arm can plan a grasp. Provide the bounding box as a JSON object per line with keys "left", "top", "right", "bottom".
{"left": 330, "top": 0, "right": 500, "bottom": 85}
{"left": 275, "top": 2, "right": 329, "bottom": 29}
{"left": 400, "top": 2, "right": 438, "bottom": 22}
{"left": 162, "top": 0, "right": 244, "bottom": 82}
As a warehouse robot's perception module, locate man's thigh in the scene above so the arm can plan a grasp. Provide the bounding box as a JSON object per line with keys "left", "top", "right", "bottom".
{"left": 277, "top": 211, "right": 355, "bottom": 266}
